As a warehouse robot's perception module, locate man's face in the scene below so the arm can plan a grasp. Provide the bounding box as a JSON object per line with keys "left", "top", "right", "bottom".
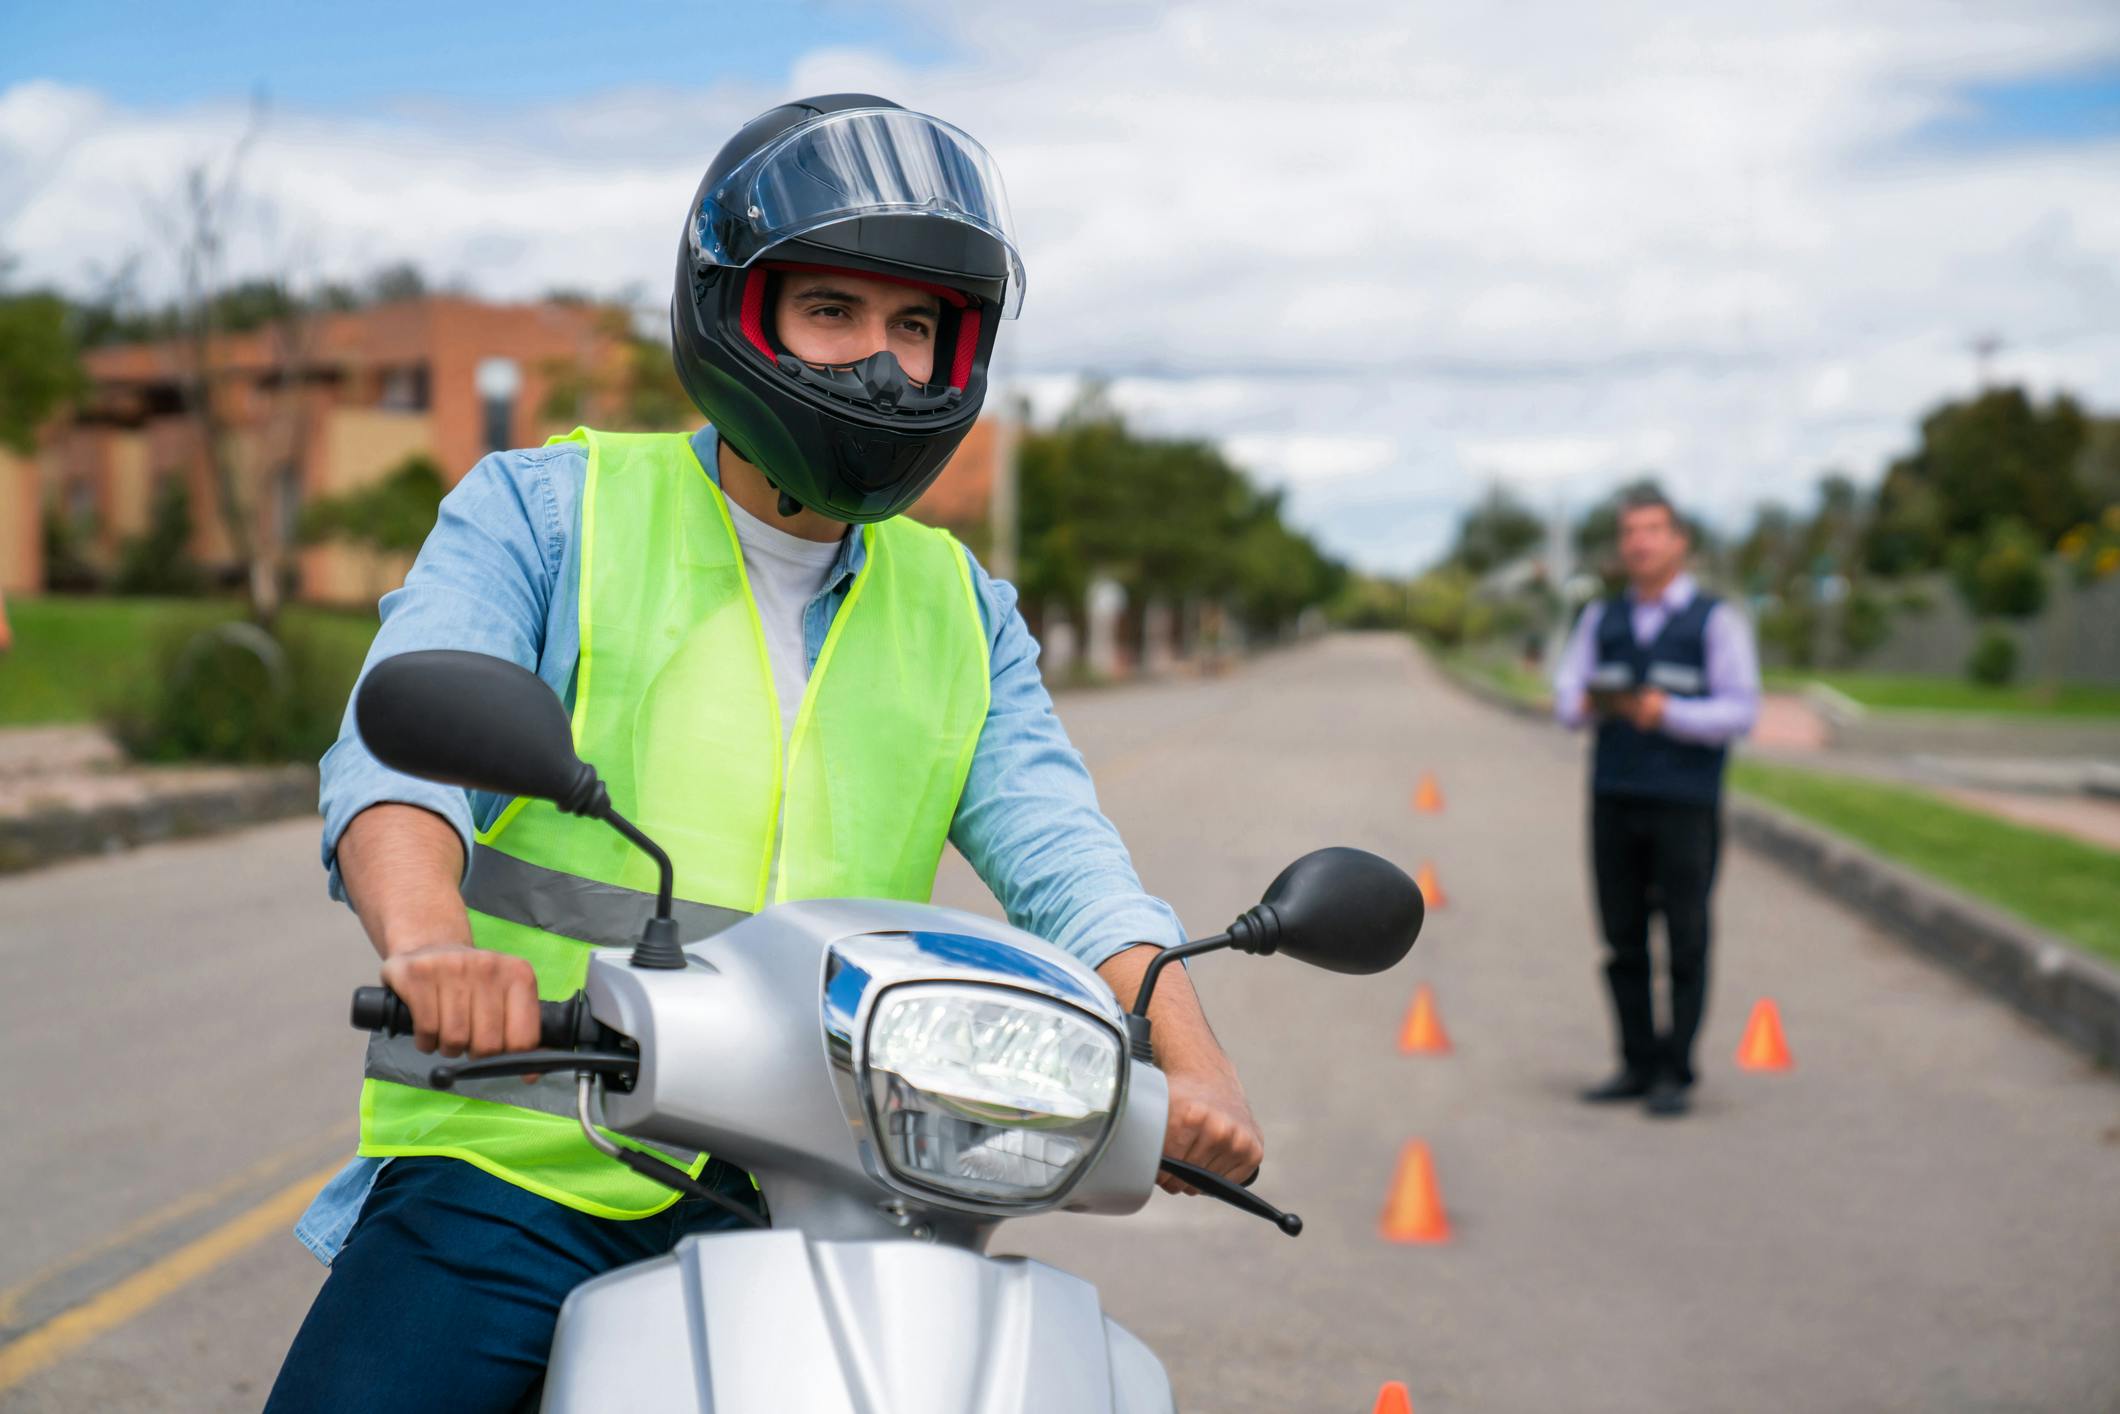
{"left": 1617, "top": 504, "right": 1687, "bottom": 586}
{"left": 774, "top": 270, "right": 943, "bottom": 384}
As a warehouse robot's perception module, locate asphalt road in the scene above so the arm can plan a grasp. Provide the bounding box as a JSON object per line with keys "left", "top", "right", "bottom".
{"left": 2, "top": 634, "right": 2116, "bottom": 1412}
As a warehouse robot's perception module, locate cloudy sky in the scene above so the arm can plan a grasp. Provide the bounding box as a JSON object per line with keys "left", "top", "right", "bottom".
{"left": 6, "top": 0, "right": 2119, "bottom": 571}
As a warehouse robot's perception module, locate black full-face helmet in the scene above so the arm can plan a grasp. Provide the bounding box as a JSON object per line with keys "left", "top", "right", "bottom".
{"left": 671, "top": 94, "right": 1026, "bottom": 523}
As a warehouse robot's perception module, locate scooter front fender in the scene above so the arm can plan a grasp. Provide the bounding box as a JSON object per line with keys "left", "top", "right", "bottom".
{"left": 541, "top": 1228, "right": 1174, "bottom": 1414}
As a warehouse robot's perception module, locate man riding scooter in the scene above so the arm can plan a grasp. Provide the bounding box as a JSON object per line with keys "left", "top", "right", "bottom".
{"left": 265, "top": 95, "right": 1265, "bottom": 1411}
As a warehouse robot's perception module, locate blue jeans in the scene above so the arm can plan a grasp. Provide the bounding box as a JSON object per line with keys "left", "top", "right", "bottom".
{"left": 264, "top": 1155, "right": 764, "bottom": 1413}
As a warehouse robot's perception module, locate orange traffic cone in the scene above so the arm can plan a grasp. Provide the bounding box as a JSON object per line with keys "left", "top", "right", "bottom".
{"left": 1412, "top": 773, "right": 1444, "bottom": 813}
{"left": 1735, "top": 998, "right": 1793, "bottom": 1071}
{"left": 1379, "top": 1141, "right": 1451, "bottom": 1243}
{"left": 1414, "top": 862, "right": 1446, "bottom": 909}
{"left": 1372, "top": 1381, "right": 1414, "bottom": 1414}
{"left": 1397, "top": 983, "right": 1451, "bottom": 1055}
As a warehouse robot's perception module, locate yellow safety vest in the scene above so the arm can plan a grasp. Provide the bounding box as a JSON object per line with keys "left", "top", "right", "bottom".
{"left": 358, "top": 427, "right": 990, "bottom": 1217}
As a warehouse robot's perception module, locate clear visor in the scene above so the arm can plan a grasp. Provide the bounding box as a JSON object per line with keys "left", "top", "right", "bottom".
{"left": 692, "top": 107, "right": 1026, "bottom": 317}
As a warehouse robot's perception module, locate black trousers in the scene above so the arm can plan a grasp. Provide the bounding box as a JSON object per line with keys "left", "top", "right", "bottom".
{"left": 1590, "top": 793, "right": 1721, "bottom": 1085}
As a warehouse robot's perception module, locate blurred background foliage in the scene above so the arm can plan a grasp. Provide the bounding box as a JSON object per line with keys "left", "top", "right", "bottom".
{"left": 1016, "top": 389, "right": 1343, "bottom": 648}
{"left": 1337, "top": 383, "right": 2120, "bottom": 693}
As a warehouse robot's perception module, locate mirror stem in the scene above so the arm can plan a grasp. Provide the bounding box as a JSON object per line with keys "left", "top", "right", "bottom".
{"left": 596, "top": 804, "right": 686, "bottom": 970}
{"left": 1130, "top": 931, "right": 1231, "bottom": 1037}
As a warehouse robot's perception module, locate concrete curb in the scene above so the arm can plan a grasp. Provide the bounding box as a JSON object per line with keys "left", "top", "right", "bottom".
{"left": 0, "top": 766, "right": 319, "bottom": 876}
{"left": 1726, "top": 797, "right": 2120, "bottom": 1068}
{"left": 1430, "top": 646, "right": 2120, "bottom": 1068}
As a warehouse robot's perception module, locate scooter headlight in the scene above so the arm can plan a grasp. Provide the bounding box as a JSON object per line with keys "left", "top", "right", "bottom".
{"left": 859, "top": 982, "right": 1122, "bottom": 1204}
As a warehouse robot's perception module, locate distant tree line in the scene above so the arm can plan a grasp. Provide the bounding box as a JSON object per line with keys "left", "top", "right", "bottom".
{"left": 1017, "top": 389, "right": 1344, "bottom": 654}
{"left": 1353, "top": 384, "right": 2120, "bottom": 685}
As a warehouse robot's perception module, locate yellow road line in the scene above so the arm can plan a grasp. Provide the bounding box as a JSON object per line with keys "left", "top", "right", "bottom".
{"left": 0, "top": 1161, "right": 342, "bottom": 1394}
{"left": 0, "top": 1121, "right": 354, "bottom": 1330}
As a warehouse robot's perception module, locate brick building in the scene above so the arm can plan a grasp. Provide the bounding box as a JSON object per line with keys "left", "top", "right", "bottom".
{"left": 5, "top": 295, "right": 1005, "bottom": 606}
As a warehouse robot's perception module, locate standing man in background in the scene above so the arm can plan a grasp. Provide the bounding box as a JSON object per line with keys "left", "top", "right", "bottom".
{"left": 1553, "top": 488, "right": 1759, "bottom": 1117}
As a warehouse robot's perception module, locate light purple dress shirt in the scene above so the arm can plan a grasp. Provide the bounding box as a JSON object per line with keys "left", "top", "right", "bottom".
{"left": 1551, "top": 573, "right": 1759, "bottom": 745}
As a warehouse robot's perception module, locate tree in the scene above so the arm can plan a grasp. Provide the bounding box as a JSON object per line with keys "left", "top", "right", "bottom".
{"left": 538, "top": 307, "right": 691, "bottom": 432}
{"left": 1949, "top": 517, "right": 2048, "bottom": 619}
{"left": 0, "top": 270, "right": 87, "bottom": 454}
{"left": 1403, "top": 565, "right": 1490, "bottom": 648}
{"left": 159, "top": 102, "right": 324, "bottom": 629}
{"left": 1732, "top": 502, "right": 1797, "bottom": 595}
{"left": 1014, "top": 390, "right": 1339, "bottom": 648}
{"left": 299, "top": 452, "right": 447, "bottom": 558}
{"left": 1863, "top": 387, "right": 2096, "bottom": 573}
{"left": 1447, "top": 484, "right": 1544, "bottom": 575}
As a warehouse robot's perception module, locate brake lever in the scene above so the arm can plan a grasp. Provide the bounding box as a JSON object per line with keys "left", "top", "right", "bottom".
{"left": 1159, "top": 1157, "right": 1302, "bottom": 1236}
{"left": 429, "top": 1050, "right": 640, "bottom": 1091}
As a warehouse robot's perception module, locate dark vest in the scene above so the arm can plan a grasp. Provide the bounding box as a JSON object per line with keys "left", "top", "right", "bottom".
{"left": 1591, "top": 591, "right": 1726, "bottom": 805}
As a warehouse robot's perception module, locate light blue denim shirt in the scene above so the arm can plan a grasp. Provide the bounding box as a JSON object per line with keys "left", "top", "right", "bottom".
{"left": 296, "top": 424, "right": 1184, "bottom": 1263}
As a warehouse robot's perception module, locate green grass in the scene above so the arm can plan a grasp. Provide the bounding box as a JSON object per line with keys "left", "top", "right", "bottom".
{"left": 1763, "top": 669, "right": 2120, "bottom": 719}
{"left": 1731, "top": 759, "right": 2120, "bottom": 967}
{"left": 1440, "top": 648, "right": 1551, "bottom": 708}
{"left": 0, "top": 596, "right": 377, "bottom": 726}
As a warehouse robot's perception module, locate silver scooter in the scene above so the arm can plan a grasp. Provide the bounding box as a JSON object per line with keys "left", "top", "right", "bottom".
{"left": 348, "top": 650, "right": 1423, "bottom": 1413}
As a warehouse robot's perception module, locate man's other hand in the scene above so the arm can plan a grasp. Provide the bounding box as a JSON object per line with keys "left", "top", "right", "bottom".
{"left": 379, "top": 943, "right": 542, "bottom": 1059}
{"left": 1158, "top": 1060, "right": 1265, "bottom": 1197}
{"left": 1630, "top": 687, "right": 1668, "bottom": 731}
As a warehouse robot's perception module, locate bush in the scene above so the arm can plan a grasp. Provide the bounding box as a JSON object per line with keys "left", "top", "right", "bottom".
{"left": 1948, "top": 518, "right": 2048, "bottom": 619}
{"left": 108, "top": 619, "right": 363, "bottom": 763}
{"left": 300, "top": 453, "right": 447, "bottom": 557}
{"left": 1404, "top": 566, "right": 1493, "bottom": 648}
{"left": 1965, "top": 628, "right": 2018, "bottom": 686}
{"left": 41, "top": 503, "right": 101, "bottom": 592}
{"left": 114, "top": 479, "right": 206, "bottom": 596}
{"left": 1837, "top": 589, "right": 1890, "bottom": 659}
{"left": 1758, "top": 597, "right": 1819, "bottom": 668}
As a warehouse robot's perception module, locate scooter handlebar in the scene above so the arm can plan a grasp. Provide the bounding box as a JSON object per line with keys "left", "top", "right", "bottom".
{"left": 349, "top": 985, "right": 594, "bottom": 1050}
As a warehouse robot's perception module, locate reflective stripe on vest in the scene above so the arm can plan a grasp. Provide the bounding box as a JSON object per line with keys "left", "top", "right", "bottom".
{"left": 358, "top": 427, "right": 990, "bottom": 1219}
{"left": 361, "top": 844, "right": 746, "bottom": 1149}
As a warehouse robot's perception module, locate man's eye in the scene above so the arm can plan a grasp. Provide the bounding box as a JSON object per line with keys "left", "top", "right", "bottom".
{"left": 896, "top": 321, "right": 934, "bottom": 339}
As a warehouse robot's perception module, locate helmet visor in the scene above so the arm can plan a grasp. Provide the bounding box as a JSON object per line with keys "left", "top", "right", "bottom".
{"left": 693, "top": 107, "right": 1026, "bottom": 317}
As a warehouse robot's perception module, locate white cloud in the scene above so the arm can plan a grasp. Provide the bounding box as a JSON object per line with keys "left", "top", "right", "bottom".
{"left": 4, "top": 0, "right": 2119, "bottom": 570}
{"left": 1221, "top": 434, "right": 1397, "bottom": 486}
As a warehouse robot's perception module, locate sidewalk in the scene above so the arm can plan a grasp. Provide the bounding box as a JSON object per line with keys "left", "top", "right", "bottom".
{"left": 1745, "top": 693, "right": 2120, "bottom": 851}
{"left": 0, "top": 726, "right": 317, "bottom": 874}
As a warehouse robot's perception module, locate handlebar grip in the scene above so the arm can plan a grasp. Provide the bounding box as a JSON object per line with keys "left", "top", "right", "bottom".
{"left": 350, "top": 985, "right": 413, "bottom": 1036}
{"left": 349, "top": 985, "right": 586, "bottom": 1048}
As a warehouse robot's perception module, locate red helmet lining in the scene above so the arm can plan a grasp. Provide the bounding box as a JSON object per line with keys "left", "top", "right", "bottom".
{"left": 738, "top": 266, "right": 774, "bottom": 361}
{"left": 950, "top": 306, "right": 981, "bottom": 391}
{"left": 735, "top": 265, "right": 982, "bottom": 393}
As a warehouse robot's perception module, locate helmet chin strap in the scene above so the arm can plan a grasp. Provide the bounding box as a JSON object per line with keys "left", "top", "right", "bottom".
{"left": 719, "top": 429, "right": 809, "bottom": 518}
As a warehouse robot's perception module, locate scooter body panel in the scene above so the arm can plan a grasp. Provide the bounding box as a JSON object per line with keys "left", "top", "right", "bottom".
{"left": 540, "top": 1229, "right": 1175, "bottom": 1414}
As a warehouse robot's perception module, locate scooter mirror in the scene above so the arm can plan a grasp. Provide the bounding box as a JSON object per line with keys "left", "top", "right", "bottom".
{"left": 1259, "top": 847, "right": 1423, "bottom": 975}
{"left": 356, "top": 650, "right": 596, "bottom": 808}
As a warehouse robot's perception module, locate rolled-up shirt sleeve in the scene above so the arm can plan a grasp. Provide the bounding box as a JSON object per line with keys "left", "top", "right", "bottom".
{"left": 1657, "top": 602, "right": 1760, "bottom": 746}
{"left": 948, "top": 555, "right": 1188, "bottom": 972}
{"left": 317, "top": 449, "right": 567, "bottom": 901}
{"left": 1552, "top": 602, "right": 1604, "bottom": 731}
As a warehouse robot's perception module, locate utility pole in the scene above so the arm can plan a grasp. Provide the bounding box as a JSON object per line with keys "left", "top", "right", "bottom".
{"left": 1970, "top": 333, "right": 2003, "bottom": 390}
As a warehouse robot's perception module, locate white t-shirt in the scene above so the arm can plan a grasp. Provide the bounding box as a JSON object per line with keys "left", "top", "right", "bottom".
{"left": 721, "top": 493, "right": 842, "bottom": 744}
{"left": 721, "top": 494, "right": 844, "bottom": 899}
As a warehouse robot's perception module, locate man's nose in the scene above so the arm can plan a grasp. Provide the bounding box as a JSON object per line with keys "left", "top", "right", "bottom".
{"left": 851, "top": 313, "right": 895, "bottom": 358}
